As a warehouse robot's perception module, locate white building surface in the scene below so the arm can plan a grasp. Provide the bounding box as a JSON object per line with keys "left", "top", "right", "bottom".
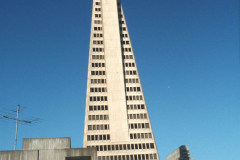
{"left": 83, "top": 0, "right": 160, "bottom": 160}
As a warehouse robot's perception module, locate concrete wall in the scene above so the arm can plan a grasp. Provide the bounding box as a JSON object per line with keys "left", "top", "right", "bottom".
{"left": 0, "top": 150, "right": 38, "bottom": 160}
{"left": 22, "top": 137, "right": 71, "bottom": 150}
{"left": 66, "top": 157, "right": 91, "bottom": 160}
{"left": 39, "top": 148, "right": 97, "bottom": 160}
{"left": 102, "top": 0, "right": 129, "bottom": 143}
{"left": 0, "top": 148, "right": 97, "bottom": 160}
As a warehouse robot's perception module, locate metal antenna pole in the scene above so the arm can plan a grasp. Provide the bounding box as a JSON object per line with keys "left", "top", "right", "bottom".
{"left": 14, "top": 104, "right": 20, "bottom": 150}
{"left": 0, "top": 104, "right": 39, "bottom": 150}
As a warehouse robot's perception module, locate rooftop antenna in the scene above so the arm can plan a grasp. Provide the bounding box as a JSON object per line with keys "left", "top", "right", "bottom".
{"left": 0, "top": 104, "right": 39, "bottom": 150}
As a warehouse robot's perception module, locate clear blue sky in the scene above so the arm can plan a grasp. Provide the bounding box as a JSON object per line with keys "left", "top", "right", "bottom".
{"left": 0, "top": 0, "right": 239, "bottom": 159}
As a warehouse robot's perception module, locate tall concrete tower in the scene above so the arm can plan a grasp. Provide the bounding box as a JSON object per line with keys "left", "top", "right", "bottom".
{"left": 83, "top": 0, "right": 160, "bottom": 159}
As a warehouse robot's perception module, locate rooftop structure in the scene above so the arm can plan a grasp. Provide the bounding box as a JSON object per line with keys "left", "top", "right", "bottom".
{"left": 0, "top": 138, "right": 97, "bottom": 160}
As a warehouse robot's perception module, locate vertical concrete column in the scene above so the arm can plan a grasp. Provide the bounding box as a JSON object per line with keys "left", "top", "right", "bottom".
{"left": 101, "top": 0, "right": 129, "bottom": 142}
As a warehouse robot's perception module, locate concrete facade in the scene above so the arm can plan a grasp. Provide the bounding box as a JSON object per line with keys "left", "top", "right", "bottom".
{"left": 22, "top": 137, "right": 71, "bottom": 150}
{"left": 102, "top": 0, "right": 129, "bottom": 143}
{"left": 0, "top": 138, "right": 97, "bottom": 160}
{"left": 83, "top": 0, "right": 160, "bottom": 159}
{"left": 0, "top": 150, "right": 38, "bottom": 160}
{"left": 167, "top": 145, "right": 194, "bottom": 160}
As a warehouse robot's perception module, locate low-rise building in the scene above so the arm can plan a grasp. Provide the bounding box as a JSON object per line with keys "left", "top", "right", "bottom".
{"left": 0, "top": 137, "right": 97, "bottom": 160}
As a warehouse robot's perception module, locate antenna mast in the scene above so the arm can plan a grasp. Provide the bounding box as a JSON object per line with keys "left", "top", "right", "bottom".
{"left": 0, "top": 104, "right": 38, "bottom": 150}
{"left": 14, "top": 104, "right": 20, "bottom": 150}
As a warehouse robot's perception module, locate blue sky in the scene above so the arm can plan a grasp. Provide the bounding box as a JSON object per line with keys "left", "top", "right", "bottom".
{"left": 0, "top": 0, "right": 239, "bottom": 159}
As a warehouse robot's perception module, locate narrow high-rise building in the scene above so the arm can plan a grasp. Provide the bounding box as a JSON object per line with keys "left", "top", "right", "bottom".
{"left": 83, "top": 0, "right": 160, "bottom": 159}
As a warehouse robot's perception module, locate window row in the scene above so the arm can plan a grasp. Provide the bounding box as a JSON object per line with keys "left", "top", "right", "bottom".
{"left": 126, "top": 87, "right": 141, "bottom": 92}
{"left": 127, "top": 104, "right": 145, "bottom": 110}
{"left": 90, "top": 87, "right": 107, "bottom": 92}
{"left": 119, "top": 20, "right": 125, "bottom": 24}
{"left": 89, "top": 105, "right": 108, "bottom": 111}
{"left": 87, "top": 134, "right": 110, "bottom": 141}
{"left": 91, "top": 71, "right": 105, "bottom": 76}
{"left": 94, "top": 20, "right": 102, "bottom": 24}
{"left": 88, "top": 142, "right": 155, "bottom": 152}
{"left": 93, "top": 40, "right": 103, "bottom": 44}
{"left": 96, "top": 2, "right": 100, "bottom": 5}
{"left": 93, "top": 33, "right": 103, "bottom": 37}
{"left": 128, "top": 113, "right": 147, "bottom": 120}
{"left": 121, "top": 34, "right": 128, "bottom": 38}
{"left": 94, "top": 27, "right": 102, "bottom": 31}
{"left": 88, "top": 124, "right": 109, "bottom": 131}
{"left": 125, "top": 78, "right": 139, "bottom": 83}
{"left": 126, "top": 95, "right": 143, "bottom": 101}
{"left": 88, "top": 114, "right": 109, "bottom": 121}
{"left": 123, "top": 55, "right": 133, "bottom": 59}
{"left": 122, "top": 48, "right": 132, "bottom": 52}
{"left": 130, "top": 133, "right": 152, "bottom": 140}
{"left": 122, "top": 40, "right": 129, "bottom": 45}
{"left": 97, "top": 153, "right": 158, "bottom": 160}
{"left": 92, "top": 55, "right": 104, "bottom": 59}
{"left": 119, "top": 14, "right": 123, "bottom": 19}
{"left": 120, "top": 27, "right": 127, "bottom": 31}
{"left": 93, "top": 47, "right": 104, "bottom": 52}
{"left": 90, "top": 78, "right": 106, "bottom": 84}
{"left": 129, "top": 123, "right": 150, "bottom": 129}
{"left": 125, "top": 63, "right": 135, "bottom": 67}
{"left": 90, "top": 96, "right": 107, "bottom": 101}
{"left": 95, "top": 14, "right": 101, "bottom": 18}
{"left": 125, "top": 70, "right": 137, "bottom": 75}
{"left": 95, "top": 8, "right": 101, "bottom": 11}
{"left": 92, "top": 63, "right": 105, "bottom": 67}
